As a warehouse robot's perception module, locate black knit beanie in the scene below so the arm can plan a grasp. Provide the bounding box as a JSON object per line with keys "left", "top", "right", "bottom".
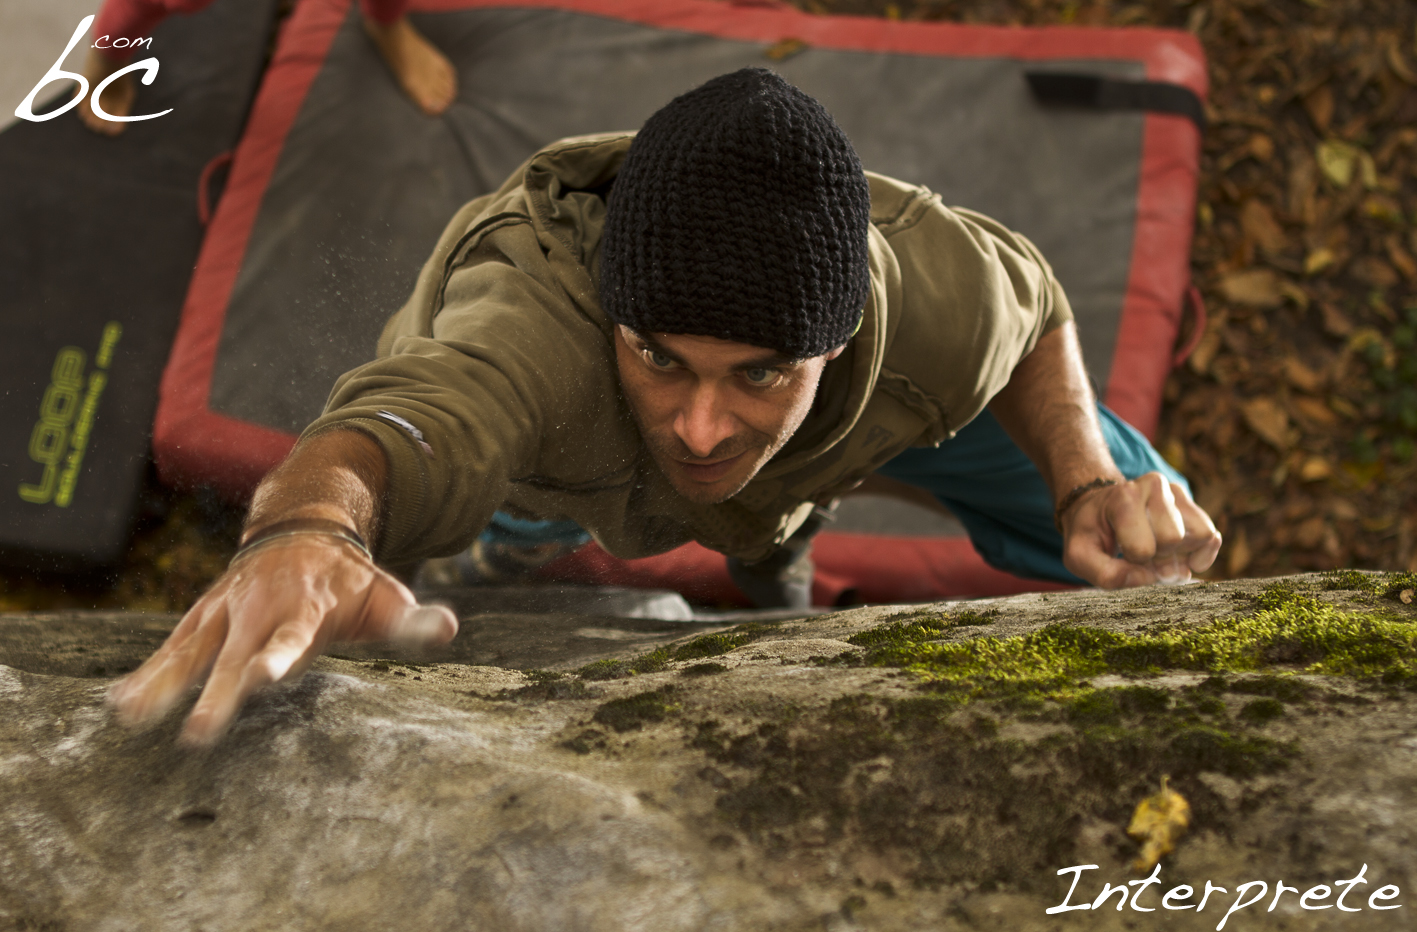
{"left": 600, "top": 68, "right": 871, "bottom": 360}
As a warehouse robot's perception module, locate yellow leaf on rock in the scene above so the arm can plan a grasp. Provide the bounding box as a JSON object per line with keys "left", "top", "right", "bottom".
{"left": 1127, "top": 777, "right": 1191, "bottom": 873}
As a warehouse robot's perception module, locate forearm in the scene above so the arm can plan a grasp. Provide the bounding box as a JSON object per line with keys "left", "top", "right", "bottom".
{"left": 987, "top": 322, "right": 1122, "bottom": 503}
{"left": 243, "top": 429, "right": 389, "bottom": 545}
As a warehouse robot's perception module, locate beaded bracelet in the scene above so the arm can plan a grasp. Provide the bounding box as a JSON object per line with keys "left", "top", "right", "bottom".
{"left": 232, "top": 518, "right": 372, "bottom": 565}
{"left": 1053, "top": 478, "right": 1120, "bottom": 533}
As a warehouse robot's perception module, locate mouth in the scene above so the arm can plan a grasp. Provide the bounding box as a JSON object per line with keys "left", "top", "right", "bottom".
{"left": 674, "top": 451, "right": 747, "bottom": 484}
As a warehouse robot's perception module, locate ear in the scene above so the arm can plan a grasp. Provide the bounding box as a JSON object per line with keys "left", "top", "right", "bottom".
{"left": 822, "top": 343, "right": 848, "bottom": 362}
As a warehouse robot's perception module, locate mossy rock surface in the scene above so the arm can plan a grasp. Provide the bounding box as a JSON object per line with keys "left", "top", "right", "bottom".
{"left": 2, "top": 572, "right": 1415, "bottom": 931}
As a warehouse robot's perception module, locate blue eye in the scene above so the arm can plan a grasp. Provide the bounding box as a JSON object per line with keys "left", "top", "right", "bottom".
{"left": 743, "top": 368, "right": 776, "bottom": 385}
{"left": 648, "top": 351, "right": 675, "bottom": 369}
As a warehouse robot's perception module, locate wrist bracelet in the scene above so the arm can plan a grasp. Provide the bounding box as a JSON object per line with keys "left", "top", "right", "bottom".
{"left": 1054, "top": 478, "right": 1120, "bottom": 533}
{"left": 233, "top": 518, "right": 372, "bottom": 564}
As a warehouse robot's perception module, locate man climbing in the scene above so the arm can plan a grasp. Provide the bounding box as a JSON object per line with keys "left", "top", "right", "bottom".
{"left": 110, "top": 68, "right": 1220, "bottom": 744}
{"left": 77, "top": 0, "right": 456, "bottom": 134}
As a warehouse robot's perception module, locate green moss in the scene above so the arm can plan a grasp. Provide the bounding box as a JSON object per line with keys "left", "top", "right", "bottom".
{"left": 1323, "top": 569, "right": 1417, "bottom": 603}
{"left": 846, "top": 597, "right": 1417, "bottom": 701}
{"left": 592, "top": 687, "right": 680, "bottom": 732}
{"left": 845, "top": 609, "right": 998, "bottom": 653}
{"left": 671, "top": 623, "right": 772, "bottom": 661}
{"left": 1379, "top": 573, "right": 1417, "bottom": 602}
{"left": 573, "top": 623, "right": 777, "bottom": 681}
{"left": 698, "top": 689, "right": 1290, "bottom": 891}
{"left": 1228, "top": 674, "right": 1313, "bottom": 702}
{"left": 1323, "top": 569, "right": 1382, "bottom": 593}
{"left": 1239, "top": 698, "right": 1286, "bottom": 724}
{"left": 1064, "top": 686, "right": 1170, "bottom": 725}
{"left": 559, "top": 728, "right": 606, "bottom": 755}
{"left": 681, "top": 662, "right": 728, "bottom": 677}
{"left": 1185, "top": 693, "right": 1229, "bottom": 717}
{"left": 1252, "top": 579, "right": 1310, "bottom": 611}
{"left": 577, "top": 646, "right": 672, "bottom": 681}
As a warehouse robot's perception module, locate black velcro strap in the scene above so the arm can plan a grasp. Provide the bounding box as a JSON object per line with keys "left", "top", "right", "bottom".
{"left": 1025, "top": 71, "right": 1206, "bottom": 132}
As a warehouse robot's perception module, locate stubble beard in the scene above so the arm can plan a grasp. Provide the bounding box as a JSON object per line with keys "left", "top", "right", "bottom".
{"left": 636, "top": 422, "right": 778, "bottom": 505}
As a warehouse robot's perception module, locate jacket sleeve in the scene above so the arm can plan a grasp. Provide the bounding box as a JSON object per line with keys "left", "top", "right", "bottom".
{"left": 301, "top": 216, "right": 615, "bottom": 565}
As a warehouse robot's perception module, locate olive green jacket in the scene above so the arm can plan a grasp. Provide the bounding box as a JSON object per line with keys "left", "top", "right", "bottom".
{"left": 306, "top": 133, "right": 1072, "bottom": 565}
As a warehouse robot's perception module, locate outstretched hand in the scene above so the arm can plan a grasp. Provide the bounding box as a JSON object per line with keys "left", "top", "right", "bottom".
{"left": 108, "top": 535, "right": 457, "bottom": 745}
{"left": 1061, "top": 472, "right": 1222, "bottom": 589}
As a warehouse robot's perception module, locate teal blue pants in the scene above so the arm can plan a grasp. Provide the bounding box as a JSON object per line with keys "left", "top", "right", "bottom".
{"left": 480, "top": 403, "right": 1185, "bottom": 585}
{"left": 874, "top": 404, "right": 1187, "bottom": 583}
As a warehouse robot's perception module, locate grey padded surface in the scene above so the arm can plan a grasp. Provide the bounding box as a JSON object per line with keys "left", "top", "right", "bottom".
{"left": 211, "top": 6, "right": 1143, "bottom": 434}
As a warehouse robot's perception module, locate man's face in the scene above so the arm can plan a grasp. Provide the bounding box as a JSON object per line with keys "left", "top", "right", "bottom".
{"left": 614, "top": 325, "right": 844, "bottom": 504}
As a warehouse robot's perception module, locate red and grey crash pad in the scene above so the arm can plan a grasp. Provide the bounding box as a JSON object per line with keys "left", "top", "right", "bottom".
{"left": 0, "top": 0, "right": 276, "bottom": 567}
{"left": 154, "top": 0, "right": 1206, "bottom": 602}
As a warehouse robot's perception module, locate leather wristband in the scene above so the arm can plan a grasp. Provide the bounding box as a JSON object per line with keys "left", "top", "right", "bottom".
{"left": 1054, "top": 478, "right": 1120, "bottom": 533}
{"left": 233, "top": 518, "right": 372, "bottom": 564}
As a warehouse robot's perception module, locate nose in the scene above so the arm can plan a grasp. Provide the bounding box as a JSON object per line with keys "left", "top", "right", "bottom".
{"left": 673, "top": 381, "right": 737, "bottom": 459}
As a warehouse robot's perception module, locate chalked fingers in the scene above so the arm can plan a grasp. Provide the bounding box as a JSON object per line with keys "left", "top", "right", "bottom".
{"left": 109, "top": 593, "right": 228, "bottom": 725}
{"left": 180, "top": 595, "right": 326, "bottom": 746}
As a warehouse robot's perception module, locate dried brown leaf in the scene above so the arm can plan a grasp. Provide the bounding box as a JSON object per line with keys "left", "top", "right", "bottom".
{"left": 1351, "top": 256, "right": 1400, "bottom": 289}
{"left": 1299, "top": 456, "right": 1335, "bottom": 482}
{"left": 1385, "top": 235, "right": 1417, "bottom": 281}
{"left": 1295, "top": 515, "right": 1328, "bottom": 549}
{"left": 1160, "top": 437, "right": 1187, "bottom": 473}
{"left": 1240, "top": 200, "right": 1287, "bottom": 254}
{"left": 1188, "top": 328, "right": 1223, "bottom": 376}
{"left": 1387, "top": 35, "right": 1417, "bottom": 84}
{"left": 1401, "top": 589, "right": 1415, "bottom": 605}
{"left": 1330, "top": 396, "right": 1361, "bottom": 420}
{"left": 1219, "top": 268, "right": 1283, "bottom": 307}
{"left": 1127, "top": 777, "right": 1191, "bottom": 873}
{"left": 1305, "top": 248, "right": 1337, "bottom": 276}
{"left": 1284, "top": 358, "right": 1327, "bottom": 393}
{"left": 1241, "top": 396, "right": 1292, "bottom": 450}
{"left": 1304, "top": 84, "right": 1335, "bottom": 133}
{"left": 1292, "top": 395, "right": 1340, "bottom": 427}
{"left": 1227, "top": 526, "right": 1253, "bottom": 576}
{"left": 1317, "top": 138, "right": 1360, "bottom": 187}
{"left": 1362, "top": 193, "right": 1405, "bottom": 225}
{"left": 1319, "top": 302, "right": 1354, "bottom": 336}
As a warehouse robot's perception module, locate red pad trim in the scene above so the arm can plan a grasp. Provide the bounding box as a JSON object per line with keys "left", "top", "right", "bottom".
{"left": 154, "top": 0, "right": 353, "bottom": 496}
{"left": 540, "top": 533, "right": 1075, "bottom": 608}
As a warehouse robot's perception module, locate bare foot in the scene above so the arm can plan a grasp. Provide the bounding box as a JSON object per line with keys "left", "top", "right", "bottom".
{"left": 76, "top": 48, "right": 135, "bottom": 136}
{"left": 362, "top": 16, "right": 457, "bottom": 116}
